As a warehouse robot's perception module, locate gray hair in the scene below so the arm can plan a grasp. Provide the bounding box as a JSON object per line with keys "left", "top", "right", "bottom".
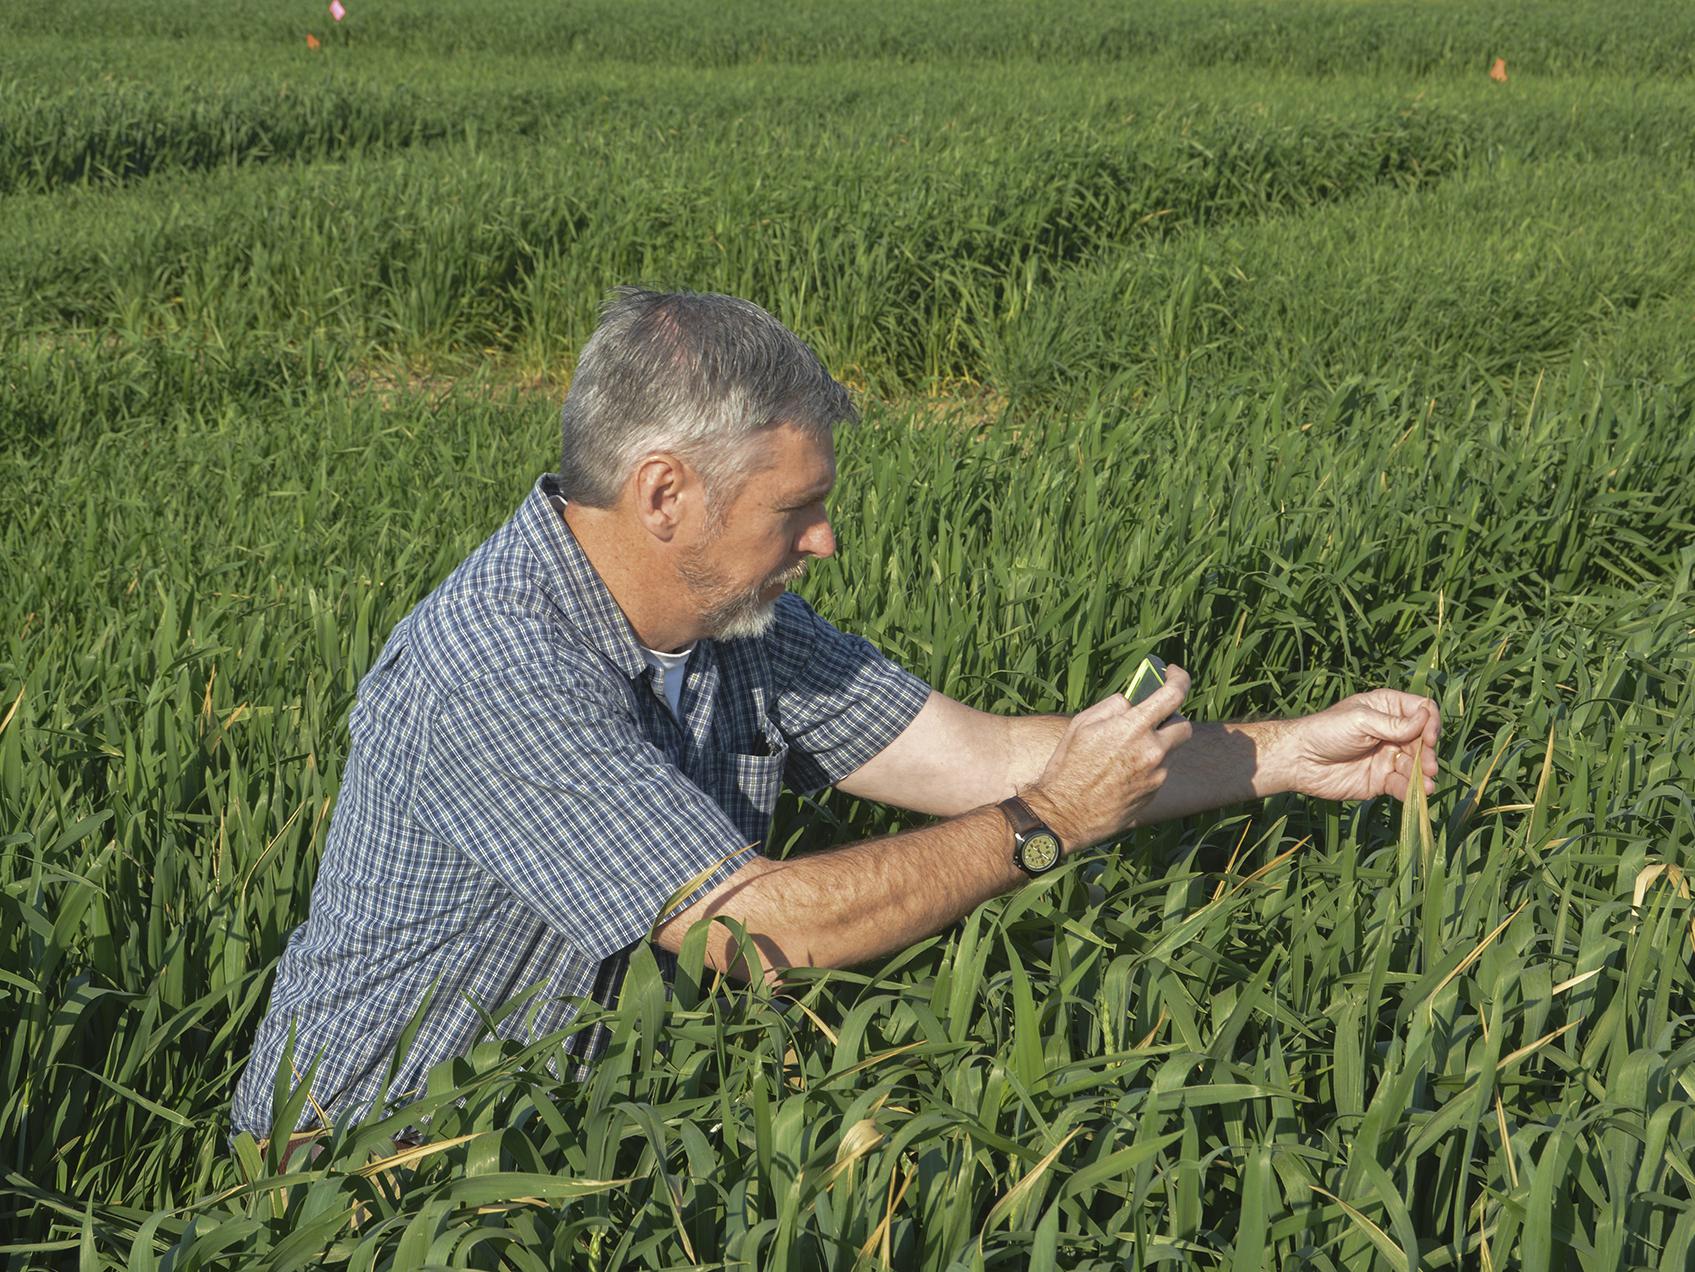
{"left": 557, "top": 288, "right": 857, "bottom": 508}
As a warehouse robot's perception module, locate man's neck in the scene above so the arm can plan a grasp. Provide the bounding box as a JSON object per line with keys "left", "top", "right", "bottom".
{"left": 561, "top": 501, "right": 698, "bottom": 653}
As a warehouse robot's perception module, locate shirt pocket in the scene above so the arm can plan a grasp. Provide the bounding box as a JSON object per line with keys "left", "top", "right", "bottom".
{"left": 692, "top": 714, "right": 789, "bottom": 848}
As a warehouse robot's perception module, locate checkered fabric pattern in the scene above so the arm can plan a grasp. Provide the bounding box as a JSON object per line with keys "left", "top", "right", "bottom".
{"left": 231, "top": 473, "right": 931, "bottom": 1137}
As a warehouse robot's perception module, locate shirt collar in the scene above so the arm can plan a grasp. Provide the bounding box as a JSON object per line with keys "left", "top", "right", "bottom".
{"left": 516, "top": 473, "right": 648, "bottom": 681}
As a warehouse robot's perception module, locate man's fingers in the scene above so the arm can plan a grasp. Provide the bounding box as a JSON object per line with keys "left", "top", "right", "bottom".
{"left": 1126, "top": 665, "right": 1190, "bottom": 730}
{"left": 1156, "top": 717, "right": 1194, "bottom": 751}
{"left": 1384, "top": 710, "right": 1438, "bottom": 775}
{"left": 1077, "top": 691, "right": 1135, "bottom": 726}
{"left": 1390, "top": 749, "right": 1436, "bottom": 797}
{"left": 1365, "top": 705, "right": 1426, "bottom": 744}
{"left": 1361, "top": 689, "right": 1441, "bottom": 737}
{"left": 1084, "top": 666, "right": 1189, "bottom": 732}
{"left": 1362, "top": 686, "right": 1435, "bottom": 714}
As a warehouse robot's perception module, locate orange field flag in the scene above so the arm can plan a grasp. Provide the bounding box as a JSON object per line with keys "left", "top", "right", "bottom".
{"left": 1489, "top": 57, "right": 1508, "bottom": 82}
{"left": 306, "top": 31, "right": 321, "bottom": 50}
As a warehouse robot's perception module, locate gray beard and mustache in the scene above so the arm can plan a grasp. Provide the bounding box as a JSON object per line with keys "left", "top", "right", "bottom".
{"left": 677, "top": 549, "right": 808, "bottom": 642}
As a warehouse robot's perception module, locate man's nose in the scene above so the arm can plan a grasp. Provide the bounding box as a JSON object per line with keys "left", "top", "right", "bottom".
{"left": 799, "top": 517, "right": 836, "bottom": 559}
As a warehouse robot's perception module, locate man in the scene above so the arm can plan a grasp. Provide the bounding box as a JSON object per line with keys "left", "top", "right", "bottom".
{"left": 232, "top": 288, "right": 1440, "bottom": 1139}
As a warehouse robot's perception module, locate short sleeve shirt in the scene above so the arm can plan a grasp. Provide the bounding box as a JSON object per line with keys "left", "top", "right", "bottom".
{"left": 231, "top": 474, "right": 931, "bottom": 1136}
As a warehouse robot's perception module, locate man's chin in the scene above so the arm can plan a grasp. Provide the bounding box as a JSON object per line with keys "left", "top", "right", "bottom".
{"left": 705, "top": 594, "right": 783, "bottom": 642}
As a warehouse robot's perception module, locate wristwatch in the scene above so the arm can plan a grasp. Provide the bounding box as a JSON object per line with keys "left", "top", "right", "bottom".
{"left": 999, "top": 795, "right": 1063, "bottom": 876}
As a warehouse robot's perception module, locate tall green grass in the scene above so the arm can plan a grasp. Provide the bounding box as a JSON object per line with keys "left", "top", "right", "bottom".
{"left": 5, "top": 369, "right": 1692, "bottom": 1265}
{"left": 4, "top": 0, "right": 1694, "bottom": 1265}
{"left": 12, "top": 0, "right": 1695, "bottom": 74}
{"left": 9, "top": 59, "right": 1695, "bottom": 199}
{"left": 6, "top": 59, "right": 1695, "bottom": 407}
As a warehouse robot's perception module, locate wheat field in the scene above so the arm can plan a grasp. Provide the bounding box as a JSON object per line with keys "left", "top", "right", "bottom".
{"left": 3, "top": 1, "right": 1694, "bottom": 1266}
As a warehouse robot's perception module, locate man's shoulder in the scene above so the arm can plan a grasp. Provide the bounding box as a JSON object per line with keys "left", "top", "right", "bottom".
{"left": 398, "top": 522, "right": 619, "bottom": 706}
{"left": 764, "top": 591, "right": 827, "bottom": 645}
{"left": 743, "top": 591, "right": 847, "bottom": 690}
{"left": 708, "top": 591, "right": 821, "bottom": 677}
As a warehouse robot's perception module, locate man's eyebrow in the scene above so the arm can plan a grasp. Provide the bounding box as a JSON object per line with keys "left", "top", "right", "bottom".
{"left": 781, "top": 480, "right": 835, "bottom": 506}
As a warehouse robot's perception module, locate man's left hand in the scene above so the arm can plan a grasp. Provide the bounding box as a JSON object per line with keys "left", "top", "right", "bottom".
{"left": 1283, "top": 689, "right": 1441, "bottom": 802}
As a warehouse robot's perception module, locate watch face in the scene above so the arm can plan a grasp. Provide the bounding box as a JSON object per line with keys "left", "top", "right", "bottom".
{"left": 1020, "top": 832, "right": 1061, "bottom": 872}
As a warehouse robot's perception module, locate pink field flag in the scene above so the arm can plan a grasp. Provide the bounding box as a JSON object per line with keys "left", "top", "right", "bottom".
{"left": 329, "top": 0, "right": 346, "bottom": 20}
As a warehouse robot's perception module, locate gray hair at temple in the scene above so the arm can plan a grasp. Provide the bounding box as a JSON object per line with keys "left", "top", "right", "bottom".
{"left": 557, "top": 288, "right": 858, "bottom": 509}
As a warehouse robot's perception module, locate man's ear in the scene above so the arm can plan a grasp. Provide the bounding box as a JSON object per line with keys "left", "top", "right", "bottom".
{"left": 630, "top": 452, "right": 693, "bottom": 543}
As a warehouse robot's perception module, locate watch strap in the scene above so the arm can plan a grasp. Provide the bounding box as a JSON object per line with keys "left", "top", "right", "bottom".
{"left": 998, "top": 795, "right": 1050, "bottom": 841}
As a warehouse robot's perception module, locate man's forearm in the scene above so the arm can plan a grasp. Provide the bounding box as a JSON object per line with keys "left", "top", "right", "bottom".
{"left": 1010, "top": 712, "right": 1295, "bottom": 825}
{"left": 1004, "top": 713, "right": 1070, "bottom": 795}
{"left": 657, "top": 805, "right": 1024, "bottom": 980}
{"left": 1119, "top": 718, "right": 1296, "bottom": 827}
{"left": 664, "top": 713, "right": 1300, "bottom": 981}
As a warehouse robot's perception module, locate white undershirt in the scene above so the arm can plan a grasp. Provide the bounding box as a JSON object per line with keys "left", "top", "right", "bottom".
{"left": 640, "top": 643, "right": 695, "bottom": 717}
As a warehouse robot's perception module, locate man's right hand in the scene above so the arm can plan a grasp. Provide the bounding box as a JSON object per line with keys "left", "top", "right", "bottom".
{"left": 1021, "top": 666, "right": 1194, "bottom": 852}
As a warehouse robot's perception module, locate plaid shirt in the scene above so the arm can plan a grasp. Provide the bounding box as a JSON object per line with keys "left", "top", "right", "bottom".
{"left": 231, "top": 474, "right": 931, "bottom": 1137}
